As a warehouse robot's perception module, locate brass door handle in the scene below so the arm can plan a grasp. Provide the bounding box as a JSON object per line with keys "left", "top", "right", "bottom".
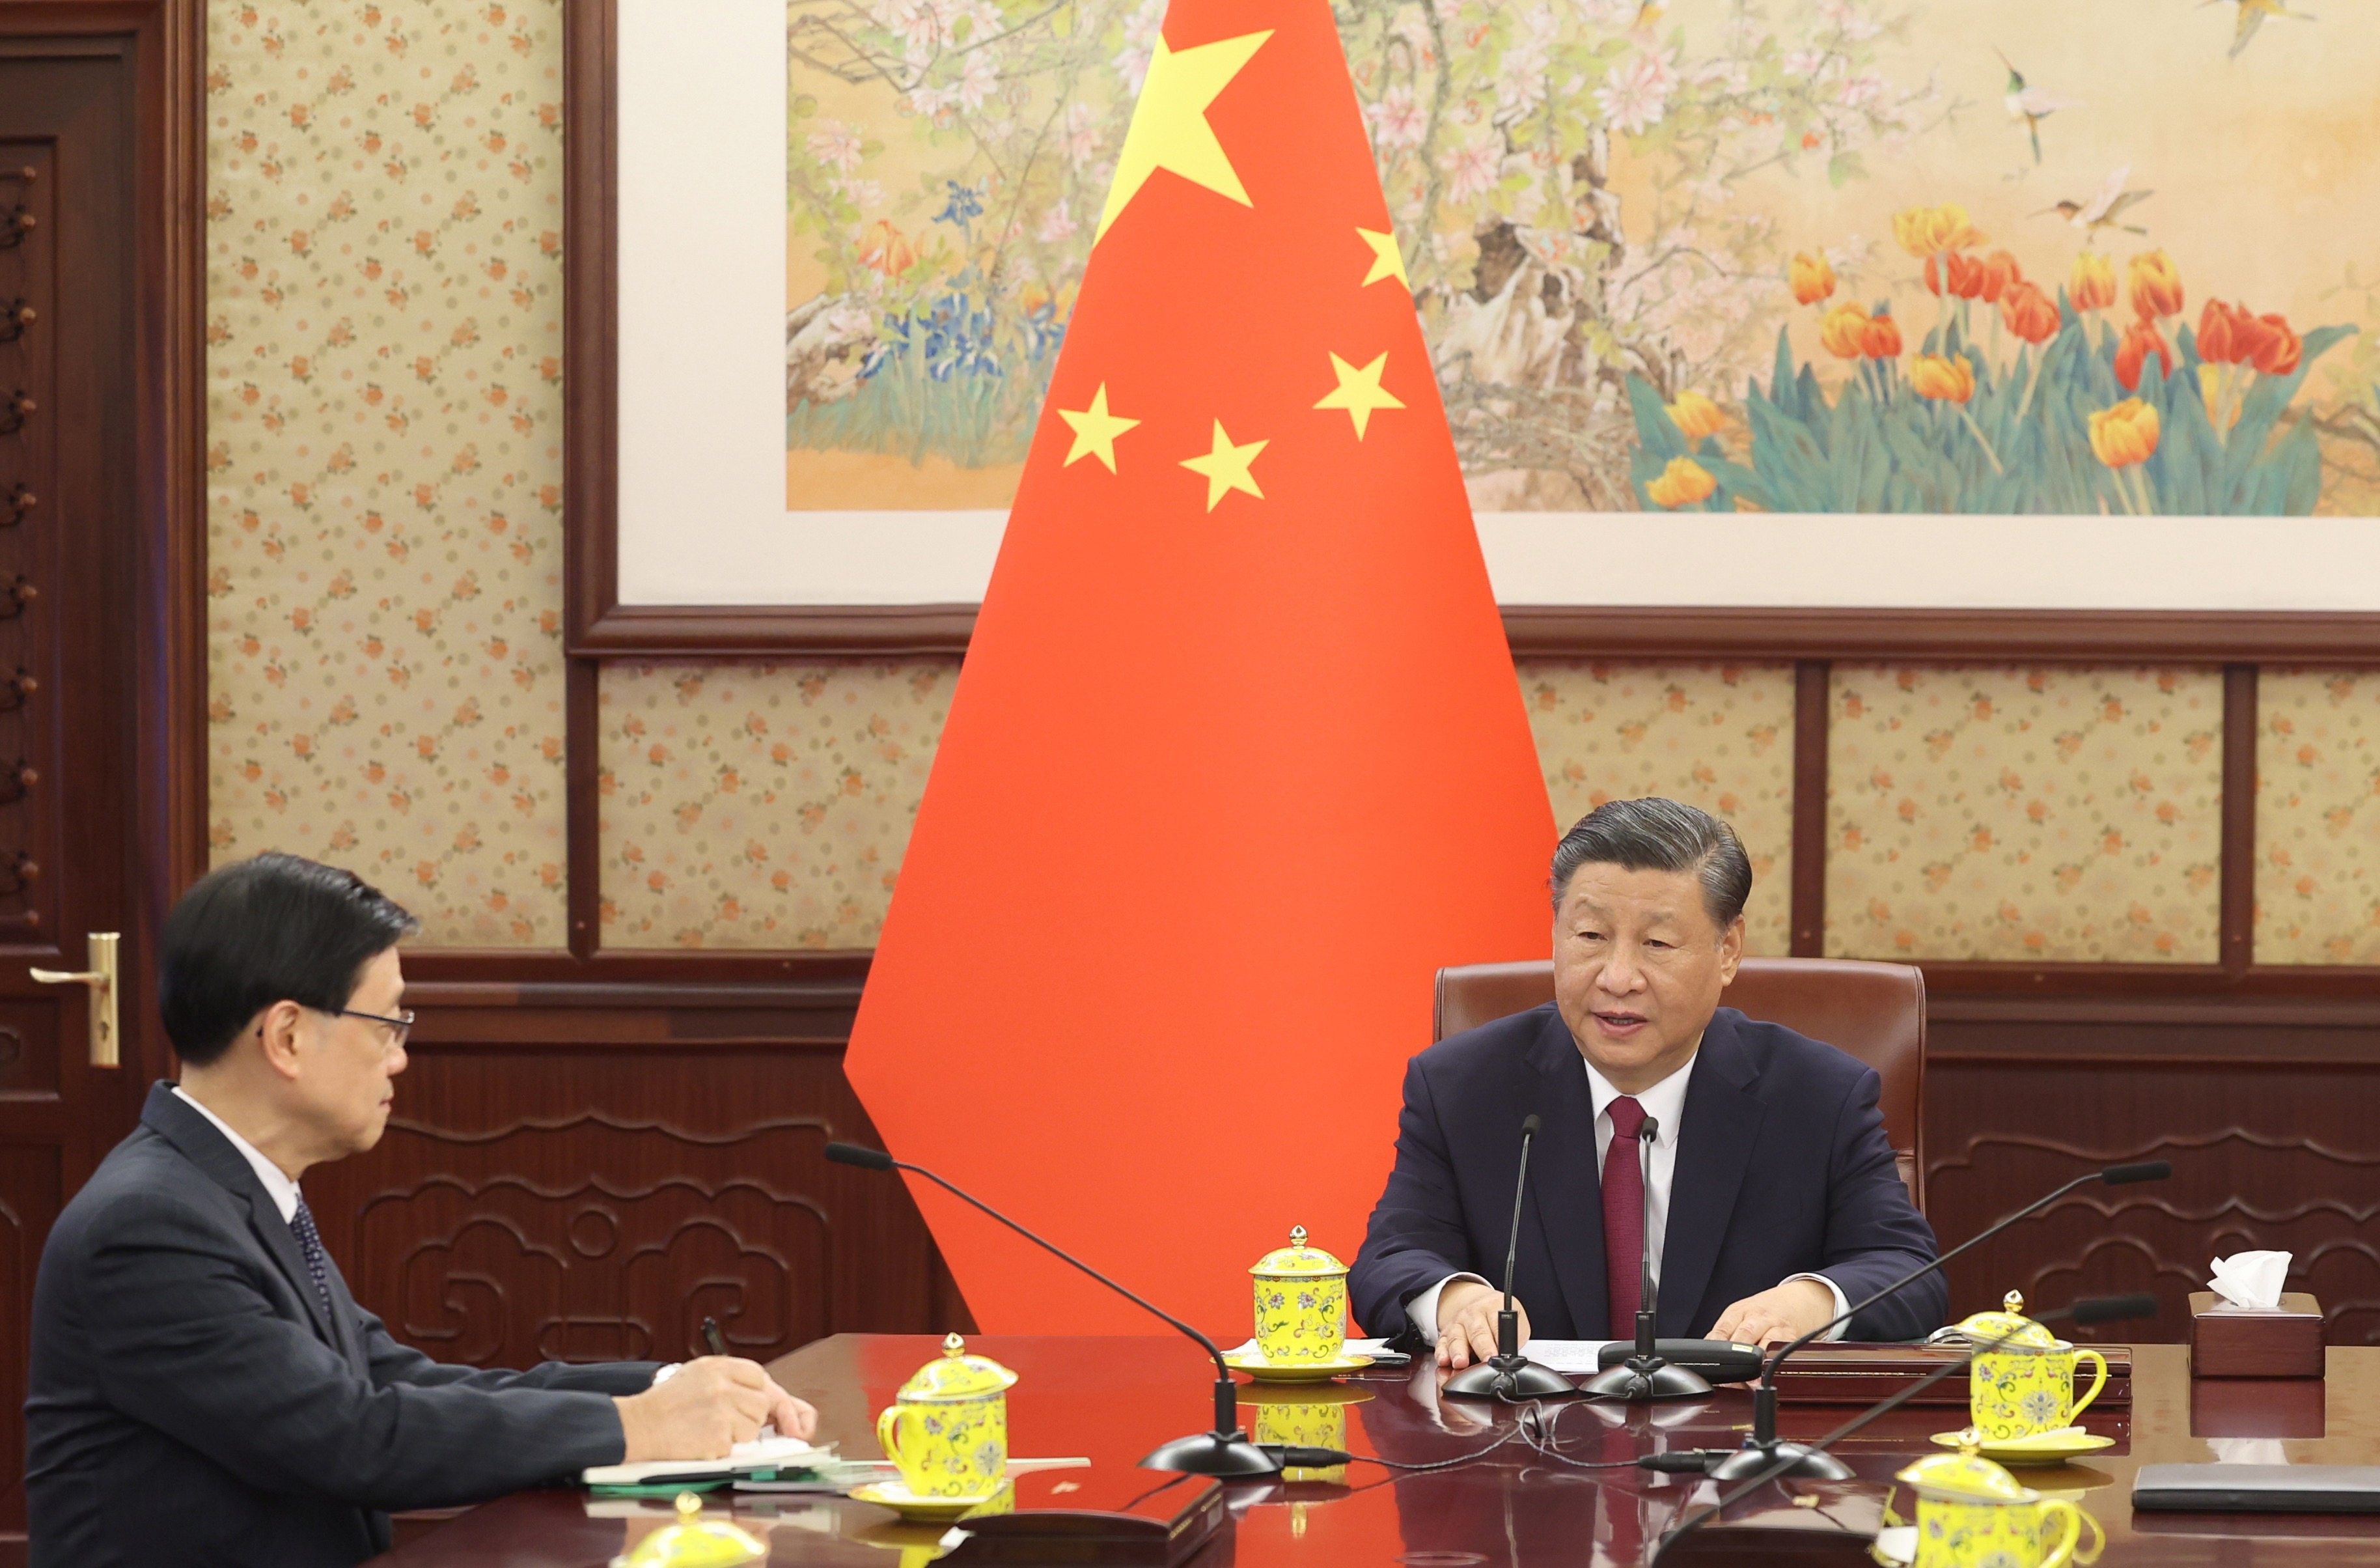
{"left": 33, "top": 932, "right": 118, "bottom": 1067}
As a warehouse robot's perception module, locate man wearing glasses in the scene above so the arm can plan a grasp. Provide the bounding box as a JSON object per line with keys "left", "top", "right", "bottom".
{"left": 25, "top": 853, "right": 817, "bottom": 1567}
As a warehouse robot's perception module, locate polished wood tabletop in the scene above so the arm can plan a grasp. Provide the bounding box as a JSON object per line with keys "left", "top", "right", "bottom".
{"left": 369, "top": 1335, "right": 2380, "bottom": 1565}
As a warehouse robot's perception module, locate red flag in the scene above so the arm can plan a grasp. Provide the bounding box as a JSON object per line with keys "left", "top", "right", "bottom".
{"left": 843, "top": 0, "right": 1554, "bottom": 1335}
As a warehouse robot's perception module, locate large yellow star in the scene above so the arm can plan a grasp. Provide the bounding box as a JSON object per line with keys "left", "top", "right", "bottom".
{"left": 1056, "top": 383, "right": 1140, "bottom": 473}
{"left": 1180, "top": 420, "right": 1267, "bottom": 511}
{"left": 1357, "top": 227, "right": 1408, "bottom": 288}
{"left": 1095, "top": 30, "right": 1273, "bottom": 244}
{"left": 1314, "top": 351, "right": 1405, "bottom": 440}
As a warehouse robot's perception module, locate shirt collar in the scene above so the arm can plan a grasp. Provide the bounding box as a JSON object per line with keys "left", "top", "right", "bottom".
{"left": 172, "top": 1084, "right": 302, "bottom": 1224}
{"left": 1581, "top": 1052, "right": 1696, "bottom": 1145}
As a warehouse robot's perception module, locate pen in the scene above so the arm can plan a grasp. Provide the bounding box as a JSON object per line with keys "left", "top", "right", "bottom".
{"left": 700, "top": 1315, "right": 728, "bottom": 1357}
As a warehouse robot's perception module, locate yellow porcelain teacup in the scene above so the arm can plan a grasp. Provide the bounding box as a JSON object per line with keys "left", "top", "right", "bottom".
{"left": 1896, "top": 1440, "right": 2083, "bottom": 1568}
{"left": 1954, "top": 1293, "right": 2107, "bottom": 1443}
{"left": 873, "top": 1334, "right": 1017, "bottom": 1498}
{"left": 1250, "top": 1226, "right": 1348, "bottom": 1365}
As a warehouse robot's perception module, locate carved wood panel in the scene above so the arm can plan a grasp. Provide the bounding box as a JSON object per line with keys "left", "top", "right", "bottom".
{"left": 1926, "top": 1015, "right": 2380, "bottom": 1346}
{"left": 303, "top": 1033, "right": 973, "bottom": 1373}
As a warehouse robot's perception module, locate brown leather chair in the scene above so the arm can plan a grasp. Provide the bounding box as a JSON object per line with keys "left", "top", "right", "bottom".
{"left": 1431, "top": 957, "right": 1927, "bottom": 1211}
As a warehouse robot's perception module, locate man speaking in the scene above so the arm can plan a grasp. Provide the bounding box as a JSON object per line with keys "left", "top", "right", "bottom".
{"left": 27, "top": 854, "right": 818, "bottom": 1566}
{"left": 1350, "top": 798, "right": 1944, "bottom": 1365}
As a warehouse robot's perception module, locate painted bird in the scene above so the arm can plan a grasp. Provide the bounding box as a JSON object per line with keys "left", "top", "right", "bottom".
{"left": 2206, "top": 0, "right": 2316, "bottom": 60}
{"left": 1995, "top": 49, "right": 2079, "bottom": 166}
{"left": 2039, "top": 165, "right": 2153, "bottom": 242}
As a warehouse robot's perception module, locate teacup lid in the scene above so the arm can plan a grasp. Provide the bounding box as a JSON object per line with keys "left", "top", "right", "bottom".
{"left": 1948, "top": 1290, "right": 2060, "bottom": 1351}
{"left": 1895, "top": 1434, "right": 2035, "bottom": 1502}
{"left": 897, "top": 1332, "right": 1018, "bottom": 1400}
{"left": 1251, "top": 1225, "right": 1348, "bottom": 1278}
{"left": 619, "top": 1492, "right": 768, "bottom": 1568}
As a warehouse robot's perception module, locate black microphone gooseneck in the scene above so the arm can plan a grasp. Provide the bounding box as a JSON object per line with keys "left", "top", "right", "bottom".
{"left": 1582, "top": 1113, "right": 1711, "bottom": 1401}
{"left": 1444, "top": 1115, "right": 1573, "bottom": 1401}
{"left": 1706, "top": 1158, "right": 2172, "bottom": 1481}
{"left": 1650, "top": 1293, "right": 2157, "bottom": 1562}
{"left": 821, "top": 1141, "right": 1279, "bottom": 1476}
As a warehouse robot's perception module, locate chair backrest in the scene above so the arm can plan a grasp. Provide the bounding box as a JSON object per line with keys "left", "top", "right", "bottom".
{"left": 1431, "top": 957, "right": 1927, "bottom": 1209}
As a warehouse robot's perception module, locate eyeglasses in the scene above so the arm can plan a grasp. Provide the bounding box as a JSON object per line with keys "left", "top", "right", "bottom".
{"left": 333, "top": 1006, "right": 415, "bottom": 1048}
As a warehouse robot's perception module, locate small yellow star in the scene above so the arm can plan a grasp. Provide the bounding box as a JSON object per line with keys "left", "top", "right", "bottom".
{"left": 1056, "top": 383, "right": 1140, "bottom": 473}
{"left": 1357, "top": 227, "right": 1408, "bottom": 289}
{"left": 1314, "top": 351, "right": 1405, "bottom": 440}
{"left": 1096, "top": 30, "right": 1273, "bottom": 244}
{"left": 1179, "top": 420, "right": 1267, "bottom": 511}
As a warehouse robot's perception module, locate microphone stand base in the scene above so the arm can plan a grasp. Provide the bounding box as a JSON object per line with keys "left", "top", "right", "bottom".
{"left": 1708, "top": 1439, "right": 1855, "bottom": 1483}
{"left": 1139, "top": 1429, "right": 1282, "bottom": 1476}
{"left": 1580, "top": 1357, "right": 1712, "bottom": 1401}
{"left": 1442, "top": 1355, "right": 1577, "bottom": 1401}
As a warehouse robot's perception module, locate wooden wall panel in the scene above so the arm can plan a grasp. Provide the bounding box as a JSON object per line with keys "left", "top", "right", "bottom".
{"left": 1924, "top": 1000, "right": 2380, "bottom": 1347}
{"left": 303, "top": 991, "right": 976, "bottom": 1372}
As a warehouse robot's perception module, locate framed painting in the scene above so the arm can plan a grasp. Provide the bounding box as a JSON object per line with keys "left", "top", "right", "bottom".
{"left": 568, "top": 0, "right": 2380, "bottom": 657}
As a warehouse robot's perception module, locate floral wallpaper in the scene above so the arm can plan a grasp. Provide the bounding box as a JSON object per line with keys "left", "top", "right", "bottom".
{"left": 1827, "top": 665, "right": 2223, "bottom": 964}
{"left": 2257, "top": 670, "right": 2380, "bottom": 966}
{"left": 1519, "top": 662, "right": 1795, "bottom": 955}
{"left": 205, "top": 0, "right": 570, "bottom": 944}
{"left": 598, "top": 663, "right": 958, "bottom": 949}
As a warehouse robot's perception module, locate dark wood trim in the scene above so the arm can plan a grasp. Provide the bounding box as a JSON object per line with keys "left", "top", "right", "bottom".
{"left": 1500, "top": 607, "right": 2380, "bottom": 664}
{"left": 1788, "top": 660, "right": 1829, "bottom": 955}
{"left": 2220, "top": 664, "right": 2258, "bottom": 977}
{"left": 573, "top": 603, "right": 980, "bottom": 659}
{"left": 564, "top": 658, "right": 599, "bottom": 959}
{"left": 401, "top": 947, "right": 873, "bottom": 987}
{"left": 559, "top": 0, "right": 616, "bottom": 656}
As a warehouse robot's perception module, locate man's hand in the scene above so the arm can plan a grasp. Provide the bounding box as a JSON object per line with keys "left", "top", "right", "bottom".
{"left": 1710, "top": 1278, "right": 1836, "bottom": 1349}
{"left": 1435, "top": 1279, "right": 1529, "bottom": 1369}
{"left": 613, "top": 1356, "right": 819, "bottom": 1462}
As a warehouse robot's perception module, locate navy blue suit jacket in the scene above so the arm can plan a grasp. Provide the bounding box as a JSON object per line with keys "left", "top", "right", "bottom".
{"left": 1349, "top": 1004, "right": 1944, "bottom": 1343}
{"left": 27, "top": 1084, "right": 659, "bottom": 1568}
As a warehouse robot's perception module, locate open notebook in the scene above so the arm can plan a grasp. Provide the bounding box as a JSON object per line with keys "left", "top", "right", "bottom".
{"left": 583, "top": 1435, "right": 829, "bottom": 1489}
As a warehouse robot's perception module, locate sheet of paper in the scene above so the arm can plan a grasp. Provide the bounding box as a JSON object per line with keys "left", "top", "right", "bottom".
{"left": 583, "top": 1436, "right": 828, "bottom": 1488}
{"left": 1512, "top": 1339, "right": 1619, "bottom": 1373}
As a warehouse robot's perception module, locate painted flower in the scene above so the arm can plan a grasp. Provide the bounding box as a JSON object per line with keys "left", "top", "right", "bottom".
{"left": 1818, "top": 302, "right": 1870, "bottom": 359}
{"left": 1999, "top": 281, "right": 2060, "bottom": 346}
{"left": 1366, "top": 84, "right": 1426, "bottom": 152}
{"left": 2198, "top": 365, "right": 2241, "bottom": 432}
{"left": 1667, "top": 390, "right": 1726, "bottom": 440}
{"left": 2089, "top": 399, "right": 2161, "bottom": 468}
{"left": 1596, "top": 49, "right": 1678, "bottom": 135}
{"left": 857, "top": 219, "right": 915, "bottom": 277}
{"left": 806, "top": 120, "right": 864, "bottom": 174}
{"left": 1861, "top": 307, "right": 1903, "bottom": 359}
{"left": 1441, "top": 136, "right": 1502, "bottom": 203}
{"left": 1973, "top": 250, "right": 2023, "bottom": 305}
{"left": 2114, "top": 319, "right": 2173, "bottom": 391}
{"left": 1910, "top": 353, "right": 1974, "bottom": 403}
{"left": 1646, "top": 456, "right": 1717, "bottom": 509}
{"left": 1891, "top": 203, "right": 1987, "bottom": 259}
{"left": 2127, "top": 249, "right": 2184, "bottom": 320}
{"left": 2070, "top": 250, "right": 2117, "bottom": 313}
{"left": 2021, "top": 1388, "right": 2064, "bottom": 1427}
{"left": 1790, "top": 251, "right": 1836, "bottom": 306}
{"left": 2196, "top": 299, "right": 2271, "bottom": 367}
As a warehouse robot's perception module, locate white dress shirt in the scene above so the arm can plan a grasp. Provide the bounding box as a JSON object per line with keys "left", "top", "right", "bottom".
{"left": 173, "top": 1084, "right": 302, "bottom": 1223}
{"left": 1407, "top": 1052, "right": 1849, "bottom": 1343}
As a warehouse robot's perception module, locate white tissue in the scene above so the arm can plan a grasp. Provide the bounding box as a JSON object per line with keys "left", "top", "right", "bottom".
{"left": 2207, "top": 1250, "right": 2291, "bottom": 1310}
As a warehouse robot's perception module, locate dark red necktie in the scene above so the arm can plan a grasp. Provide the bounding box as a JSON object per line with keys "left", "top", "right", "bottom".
{"left": 1601, "top": 1095, "right": 1648, "bottom": 1336}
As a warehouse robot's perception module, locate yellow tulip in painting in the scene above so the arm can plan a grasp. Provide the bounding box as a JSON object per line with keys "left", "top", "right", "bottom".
{"left": 1911, "top": 354, "right": 1975, "bottom": 404}
{"left": 1892, "top": 203, "right": 1988, "bottom": 259}
{"left": 1646, "top": 456, "right": 1718, "bottom": 509}
{"left": 1789, "top": 251, "right": 1836, "bottom": 306}
{"left": 2089, "top": 400, "right": 2161, "bottom": 469}
{"left": 2069, "top": 252, "right": 2117, "bottom": 314}
{"left": 2125, "top": 250, "right": 2185, "bottom": 321}
{"left": 1666, "top": 391, "right": 1726, "bottom": 440}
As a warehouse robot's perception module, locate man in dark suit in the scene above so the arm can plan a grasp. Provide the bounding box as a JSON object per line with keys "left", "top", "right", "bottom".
{"left": 1351, "top": 798, "right": 1943, "bottom": 1367}
{"left": 27, "top": 853, "right": 818, "bottom": 1567}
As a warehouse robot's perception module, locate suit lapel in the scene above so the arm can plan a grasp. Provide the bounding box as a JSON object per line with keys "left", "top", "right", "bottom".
{"left": 320, "top": 1243, "right": 370, "bottom": 1375}
{"left": 1521, "top": 1010, "right": 1609, "bottom": 1338}
{"left": 245, "top": 1188, "right": 344, "bottom": 1349}
{"left": 1659, "top": 1013, "right": 1764, "bottom": 1336}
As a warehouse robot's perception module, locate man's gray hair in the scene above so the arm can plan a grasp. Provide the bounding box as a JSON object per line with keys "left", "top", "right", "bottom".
{"left": 1549, "top": 797, "right": 1753, "bottom": 930}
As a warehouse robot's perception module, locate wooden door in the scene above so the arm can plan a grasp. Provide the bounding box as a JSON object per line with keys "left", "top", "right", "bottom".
{"left": 0, "top": 5, "right": 204, "bottom": 1533}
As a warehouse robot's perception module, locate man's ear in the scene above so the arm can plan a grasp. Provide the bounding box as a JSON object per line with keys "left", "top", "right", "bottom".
{"left": 251, "top": 1000, "right": 310, "bottom": 1082}
{"left": 1715, "top": 915, "right": 1747, "bottom": 987}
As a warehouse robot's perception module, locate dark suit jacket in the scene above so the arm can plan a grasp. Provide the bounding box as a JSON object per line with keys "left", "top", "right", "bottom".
{"left": 1349, "top": 1004, "right": 1944, "bottom": 1343}
{"left": 27, "top": 1084, "right": 661, "bottom": 1568}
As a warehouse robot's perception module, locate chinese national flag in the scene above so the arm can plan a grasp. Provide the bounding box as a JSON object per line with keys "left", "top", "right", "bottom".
{"left": 842, "top": 0, "right": 1555, "bottom": 1335}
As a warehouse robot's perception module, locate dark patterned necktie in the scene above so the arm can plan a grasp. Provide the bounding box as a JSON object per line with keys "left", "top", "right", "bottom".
{"left": 288, "top": 1194, "right": 337, "bottom": 1321}
{"left": 1601, "top": 1095, "right": 1648, "bottom": 1334}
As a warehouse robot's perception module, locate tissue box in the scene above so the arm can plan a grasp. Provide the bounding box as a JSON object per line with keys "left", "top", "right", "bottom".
{"left": 2189, "top": 1375, "right": 2325, "bottom": 1438}
{"left": 2189, "top": 1291, "right": 2325, "bottom": 1379}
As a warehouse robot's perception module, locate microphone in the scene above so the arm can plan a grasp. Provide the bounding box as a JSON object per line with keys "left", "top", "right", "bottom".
{"left": 1708, "top": 1158, "right": 2172, "bottom": 1481}
{"left": 1582, "top": 1113, "right": 1711, "bottom": 1401}
{"left": 822, "top": 1141, "right": 1279, "bottom": 1476}
{"left": 1650, "top": 1294, "right": 2157, "bottom": 1561}
{"left": 1444, "top": 1114, "right": 1573, "bottom": 1400}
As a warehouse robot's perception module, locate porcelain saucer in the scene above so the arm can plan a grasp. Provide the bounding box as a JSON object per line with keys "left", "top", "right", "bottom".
{"left": 847, "top": 1479, "right": 1012, "bottom": 1521}
{"left": 1928, "top": 1428, "right": 2114, "bottom": 1464}
{"left": 1222, "top": 1350, "right": 1376, "bottom": 1383}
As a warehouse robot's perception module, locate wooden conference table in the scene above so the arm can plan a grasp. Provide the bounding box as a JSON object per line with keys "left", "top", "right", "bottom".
{"left": 372, "top": 1334, "right": 2380, "bottom": 1565}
